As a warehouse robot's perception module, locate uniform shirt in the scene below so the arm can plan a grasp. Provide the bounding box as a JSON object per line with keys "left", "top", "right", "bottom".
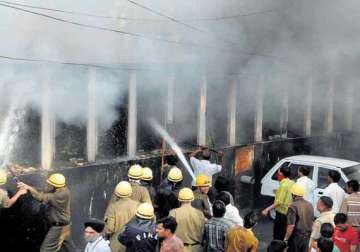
{"left": 225, "top": 227, "right": 258, "bottom": 252}
{"left": 190, "top": 157, "right": 222, "bottom": 185}
{"left": 85, "top": 236, "right": 111, "bottom": 252}
{"left": 169, "top": 203, "right": 205, "bottom": 245}
{"left": 224, "top": 204, "right": 243, "bottom": 227}
{"left": 333, "top": 225, "right": 359, "bottom": 252}
{"left": 324, "top": 183, "right": 345, "bottom": 213}
{"left": 0, "top": 188, "right": 10, "bottom": 208}
{"left": 130, "top": 182, "right": 152, "bottom": 204}
{"left": 310, "top": 211, "right": 335, "bottom": 240}
{"left": 287, "top": 197, "right": 314, "bottom": 234}
{"left": 29, "top": 186, "right": 71, "bottom": 223}
{"left": 118, "top": 218, "right": 158, "bottom": 252}
{"left": 340, "top": 192, "right": 360, "bottom": 227}
{"left": 160, "top": 235, "right": 184, "bottom": 252}
{"left": 275, "top": 178, "right": 295, "bottom": 215}
{"left": 204, "top": 217, "right": 232, "bottom": 252}
{"left": 192, "top": 189, "right": 212, "bottom": 219}
{"left": 297, "top": 176, "right": 315, "bottom": 203}
{"left": 104, "top": 197, "right": 139, "bottom": 252}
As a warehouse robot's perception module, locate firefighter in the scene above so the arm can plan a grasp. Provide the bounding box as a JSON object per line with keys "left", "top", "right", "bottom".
{"left": 18, "top": 173, "right": 76, "bottom": 252}
{"left": 192, "top": 174, "right": 212, "bottom": 219}
{"left": 169, "top": 188, "right": 205, "bottom": 252}
{"left": 127, "top": 164, "right": 151, "bottom": 204}
{"left": 118, "top": 203, "right": 158, "bottom": 252}
{"left": 104, "top": 181, "right": 139, "bottom": 252}
{"left": 155, "top": 167, "right": 183, "bottom": 219}
{"left": 0, "top": 170, "right": 27, "bottom": 208}
{"left": 140, "top": 167, "right": 156, "bottom": 205}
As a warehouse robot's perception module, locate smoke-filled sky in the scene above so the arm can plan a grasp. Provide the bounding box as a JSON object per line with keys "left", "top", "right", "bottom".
{"left": 0, "top": 0, "right": 359, "bottom": 149}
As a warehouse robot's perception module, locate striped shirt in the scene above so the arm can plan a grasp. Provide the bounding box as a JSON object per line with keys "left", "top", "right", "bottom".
{"left": 204, "top": 217, "right": 232, "bottom": 252}
{"left": 340, "top": 192, "right": 360, "bottom": 227}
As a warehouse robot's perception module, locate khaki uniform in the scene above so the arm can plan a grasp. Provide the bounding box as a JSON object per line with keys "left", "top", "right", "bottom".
{"left": 130, "top": 182, "right": 151, "bottom": 204}
{"left": 169, "top": 203, "right": 205, "bottom": 252}
{"left": 29, "top": 186, "right": 74, "bottom": 252}
{"left": 192, "top": 189, "right": 212, "bottom": 219}
{"left": 104, "top": 198, "right": 139, "bottom": 252}
{"left": 106, "top": 181, "right": 151, "bottom": 215}
{"left": 142, "top": 182, "right": 156, "bottom": 206}
{"left": 0, "top": 188, "right": 10, "bottom": 208}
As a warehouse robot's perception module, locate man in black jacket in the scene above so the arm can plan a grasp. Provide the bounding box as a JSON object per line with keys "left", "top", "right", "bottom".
{"left": 155, "top": 167, "right": 183, "bottom": 219}
{"left": 118, "top": 203, "right": 158, "bottom": 252}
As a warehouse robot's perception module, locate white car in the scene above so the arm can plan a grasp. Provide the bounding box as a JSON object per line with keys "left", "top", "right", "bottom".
{"left": 260, "top": 155, "right": 360, "bottom": 217}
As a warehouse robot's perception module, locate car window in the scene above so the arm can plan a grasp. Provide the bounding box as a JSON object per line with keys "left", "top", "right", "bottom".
{"left": 272, "top": 162, "right": 290, "bottom": 180}
{"left": 271, "top": 162, "right": 314, "bottom": 181}
{"left": 317, "top": 167, "right": 346, "bottom": 189}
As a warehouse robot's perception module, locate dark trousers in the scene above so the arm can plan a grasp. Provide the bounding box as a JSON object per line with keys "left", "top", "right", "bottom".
{"left": 41, "top": 226, "right": 77, "bottom": 252}
{"left": 273, "top": 211, "right": 287, "bottom": 240}
{"left": 288, "top": 231, "right": 310, "bottom": 252}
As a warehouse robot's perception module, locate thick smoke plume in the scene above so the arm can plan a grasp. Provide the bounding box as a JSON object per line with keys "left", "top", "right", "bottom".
{"left": 0, "top": 0, "right": 358, "bottom": 164}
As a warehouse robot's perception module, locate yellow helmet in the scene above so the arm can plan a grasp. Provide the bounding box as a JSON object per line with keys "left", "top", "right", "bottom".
{"left": 178, "top": 188, "right": 194, "bottom": 202}
{"left": 195, "top": 174, "right": 211, "bottom": 187}
{"left": 290, "top": 183, "right": 306, "bottom": 197}
{"left": 115, "top": 181, "right": 132, "bottom": 198}
{"left": 128, "top": 165, "right": 143, "bottom": 179}
{"left": 0, "top": 170, "right": 7, "bottom": 186}
{"left": 136, "top": 203, "right": 154, "bottom": 219}
{"left": 47, "top": 173, "right": 66, "bottom": 188}
{"left": 168, "top": 167, "right": 183, "bottom": 183}
{"left": 141, "top": 167, "right": 153, "bottom": 181}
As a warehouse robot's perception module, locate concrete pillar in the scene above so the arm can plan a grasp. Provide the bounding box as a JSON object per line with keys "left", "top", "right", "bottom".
{"left": 255, "top": 76, "right": 264, "bottom": 142}
{"left": 228, "top": 77, "right": 237, "bottom": 145}
{"left": 197, "top": 75, "right": 207, "bottom": 146}
{"left": 41, "top": 77, "right": 56, "bottom": 170}
{"left": 325, "top": 78, "right": 334, "bottom": 133}
{"left": 280, "top": 83, "right": 289, "bottom": 138}
{"left": 304, "top": 78, "right": 313, "bottom": 136}
{"left": 345, "top": 83, "right": 354, "bottom": 132}
{"left": 127, "top": 71, "right": 137, "bottom": 157}
{"left": 87, "top": 68, "right": 98, "bottom": 162}
{"left": 166, "top": 74, "right": 175, "bottom": 125}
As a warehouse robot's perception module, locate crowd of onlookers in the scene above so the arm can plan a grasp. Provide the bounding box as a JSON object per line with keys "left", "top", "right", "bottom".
{"left": 264, "top": 165, "right": 360, "bottom": 252}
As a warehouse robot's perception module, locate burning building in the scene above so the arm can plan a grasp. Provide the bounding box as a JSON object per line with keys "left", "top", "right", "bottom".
{"left": 0, "top": 0, "right": 360, "bottom": 250}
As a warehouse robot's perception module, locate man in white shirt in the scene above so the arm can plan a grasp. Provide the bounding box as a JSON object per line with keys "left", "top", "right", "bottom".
{"left": 296, "top": 166, "right": 315, "bottom": 204}
{"left": 323, "top": 170, "right": 345, "bottom": 213}
{"left": 84, "top": 218, "right": 111, "bottom": 252}
{"left": 189, "top": 147, "right": 223, "bottom": 185}
{"left": 217, "top": 191, "right": 243, "bottom": 227}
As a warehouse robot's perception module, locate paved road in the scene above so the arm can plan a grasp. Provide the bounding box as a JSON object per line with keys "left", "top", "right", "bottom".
{"left": 240, "top": 208, "right": 274, "bottom": 251}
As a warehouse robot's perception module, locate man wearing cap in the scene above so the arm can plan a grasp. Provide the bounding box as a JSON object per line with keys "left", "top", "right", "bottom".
{"left": 104, "top": 181, "right": 139, "bottom": 252}
{"left": 107, "top": 165, "right": 151, "bottom": 209}
{"left": 169, "top": 187, "right": 205, "bottom": 252}
{"left": 127, "top": 164, "right": 151, "bottom": 204}
{"left": 18, "top": 173, "right": 76, "bottom": 252}
{"left": 84, "top": 218, "right": 111, "bottom": 252}
{"left": 192, "top": 174, "right": 212, "bottom": 219}
{"left": 118, "top": 203, "right": 158, "bottom": 252}
{"left": 0, "top": 170, "right": 27, "bottom": 208}
{"left": 283, "top": 183, "right": 314, "bottom": 252}
{"left": 189, "top": 147, "right": 223, "bottom": 186}
{"left": 155, "top": 167, "right": 183, "bottom": 219}
{"left": 140, "top": 167, "right": 156, "bottom": 206}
